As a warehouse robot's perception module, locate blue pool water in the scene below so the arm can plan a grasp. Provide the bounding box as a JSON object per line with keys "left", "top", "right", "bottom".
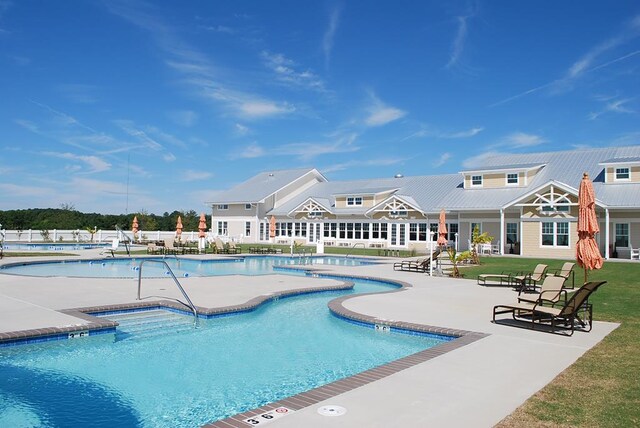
{"left": 0, "top": 256, "right": 376, "bottom": 278}
{"left": 0, "top": 278, "right": 451, "bottom": 427}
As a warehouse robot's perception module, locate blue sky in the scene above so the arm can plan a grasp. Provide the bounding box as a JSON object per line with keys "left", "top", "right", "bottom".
{"left": 1, "top": 1, "right": 639, "bottom": 214}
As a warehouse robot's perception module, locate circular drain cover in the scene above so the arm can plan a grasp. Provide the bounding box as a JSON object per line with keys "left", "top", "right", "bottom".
{"left": 317, "top": 405, "right": 347, "bottom": 417}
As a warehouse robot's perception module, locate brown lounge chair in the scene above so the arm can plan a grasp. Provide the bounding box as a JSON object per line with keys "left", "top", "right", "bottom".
{"left": 547, "top": 262, "right": 576, "bottom": 289}
{"left": 517, "top": 275, "right": 566, "bottom": 304}
{"left": 493, "top": 281, "right": 606, "bottom": 336}
{"left": 393, "top": 248, "right": 441, "bottom": 273}
{"left": 512, "top": 263, "right": 548, "bottom": 292}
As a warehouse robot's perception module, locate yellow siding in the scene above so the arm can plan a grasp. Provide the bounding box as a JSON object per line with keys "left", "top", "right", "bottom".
{"left": 483, "top": 173, "right": 504, "bottom": 188}
{"left": 633, "top": 166, "right": 640, "bottom": 182}
{"left": 521, "top": 221, "right": 575, "bottom": 258}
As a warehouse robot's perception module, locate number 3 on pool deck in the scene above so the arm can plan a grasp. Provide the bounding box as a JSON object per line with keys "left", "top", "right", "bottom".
{"left": 246, "top": 419, "right": 259, "bottom": 425}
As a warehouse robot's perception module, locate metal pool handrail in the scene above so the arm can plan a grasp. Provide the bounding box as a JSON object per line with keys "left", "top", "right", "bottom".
{"left": 137, "top": 259, "right": 199, "bottom": 327}
{"left": 345, "top": 242, "right": 365, "bottom": 258}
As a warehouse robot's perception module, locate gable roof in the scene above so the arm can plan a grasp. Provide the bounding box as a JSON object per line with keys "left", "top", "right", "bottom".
{"left": 207, "top": 168, "right": 325, "bottom": 204}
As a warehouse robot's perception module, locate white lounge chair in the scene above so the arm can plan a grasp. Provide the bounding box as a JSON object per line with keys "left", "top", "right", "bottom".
{"left": 100, "top": 239, "right": 119, "bottom": 257}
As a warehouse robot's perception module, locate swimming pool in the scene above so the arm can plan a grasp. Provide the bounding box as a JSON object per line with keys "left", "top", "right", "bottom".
{"left": 0, "top": 256, "right": 377, "bottom": 278}
{"left": 1, "top": 242, "right": 109, "bottom": 251}
{"left": 0, "top": 277, "right": 451, "bottom": 427}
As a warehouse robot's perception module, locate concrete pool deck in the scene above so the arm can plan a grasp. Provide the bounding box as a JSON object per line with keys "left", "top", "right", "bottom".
{"left": 0, "top": 253, "right": 618, "bottom": 427}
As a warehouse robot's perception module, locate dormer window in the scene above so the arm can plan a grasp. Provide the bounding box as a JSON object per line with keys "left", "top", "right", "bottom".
{"left": 347, "top": 196, "right": 363, "bottom": 206}
{"left": 245, "top": 203, "right": 252, "bottom": 210}
{"left": 217, "top": 204, "right": 228, "bottom": 210}
{"left": 506, "top": 173, "right": 519, "bottom": 185}
{"left": 471, "top": 175, "right": 483, "bottom": 187}
{"left": 615, "top": 167, "right": 630, "bottom": 181}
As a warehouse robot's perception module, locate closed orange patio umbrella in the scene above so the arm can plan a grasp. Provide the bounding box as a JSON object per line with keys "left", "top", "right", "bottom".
{"left": 269, "top": 216, "right": 276, "bottom": 240}
{"left": 132, "top": 216, "right": 139, "bottom": 235}
{"left": 198, "top": 213, "right": 207, "bottom": 238}
{"left": 176, "top": 216, "right": 183, "bottom": 238}
{"left": 437, "top": 209, "right": 448, "bottom": 247}
{"left": 576, "top": 172, "right": 604, "bottom": 283}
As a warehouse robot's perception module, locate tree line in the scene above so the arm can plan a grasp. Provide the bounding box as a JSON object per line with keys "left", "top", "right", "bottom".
{"left": 0, "top": 208, "right": 211, "bottom": 232}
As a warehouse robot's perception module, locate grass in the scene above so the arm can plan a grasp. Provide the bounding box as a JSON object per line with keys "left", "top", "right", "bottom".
{"left": 463, "top": 257, "right": 640, "bottom": 428}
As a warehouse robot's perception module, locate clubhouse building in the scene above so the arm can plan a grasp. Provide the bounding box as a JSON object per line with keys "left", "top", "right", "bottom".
{"left": 207, "top": 146, "right": 640, "bottom": 259}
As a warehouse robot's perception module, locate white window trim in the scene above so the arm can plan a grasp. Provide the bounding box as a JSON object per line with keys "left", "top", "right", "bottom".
{"left": 614, "top": 222, "right": 630, "bottom": 248}
{"left": 217, "top": 204, "right": 229, "bottom": 210}
{"left": 245, "top": 204, "right": 252, "bottom": 210}
{"left": 346, "top": 196, "right": 363, "bottom": 206}
{"left": 470, "top": 175, "right": 483, "bottom": 188}
{"left": 540, "top": 221, "right": 570, "bottom": 248}
{"left": 614, "top": 167, "right": 631, "bottom": 182}
{"left": 505, "top": 173, "right": 519, "bottom": 186}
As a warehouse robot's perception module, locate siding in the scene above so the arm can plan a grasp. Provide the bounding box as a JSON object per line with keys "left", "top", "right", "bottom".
{"left": 521, "top": 221, "right": 576, "bottom": 258}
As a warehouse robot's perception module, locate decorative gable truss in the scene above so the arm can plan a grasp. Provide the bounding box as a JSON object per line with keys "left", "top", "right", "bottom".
{"left": 365, "top": 195, "right": 425, "bottom": 219}
{"left": 512, "top": 183, "right": 578, "bottom": 216}
{"left": 288, "top": 198, "right": 332, "bottom": 219}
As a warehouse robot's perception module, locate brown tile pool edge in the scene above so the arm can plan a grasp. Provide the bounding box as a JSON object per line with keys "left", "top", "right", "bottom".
{"left": 0, "top": 279, "right": 355, "bottom": 346}
{"left": 204, "top": 272, "right": 490, "bottom": 428}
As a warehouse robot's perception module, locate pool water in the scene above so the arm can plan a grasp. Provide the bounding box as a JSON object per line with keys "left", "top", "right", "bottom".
{"left": 0, "top": 256, "right": 376, "bottom": 278}
{"left": 0, "top": 279, "right": 450, "bottom": 427}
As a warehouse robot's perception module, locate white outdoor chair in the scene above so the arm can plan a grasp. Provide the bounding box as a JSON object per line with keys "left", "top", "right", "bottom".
{"left": 631, "top": 248, "right": 640, "bottom": 260}
{"left": 100, "top": 238, "right": 119, "bottom": 257}
{"left": 491, "top": 240, "right": 501, "bottom": 255}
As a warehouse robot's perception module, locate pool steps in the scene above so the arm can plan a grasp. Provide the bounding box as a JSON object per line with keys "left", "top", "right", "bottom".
{"left": 98, "top": 309, "right": 195, "bottom": 342}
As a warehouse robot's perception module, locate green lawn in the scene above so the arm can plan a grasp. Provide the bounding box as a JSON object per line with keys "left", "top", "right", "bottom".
{"left": 464, "top": 257, "right": 640, "bottom": 428}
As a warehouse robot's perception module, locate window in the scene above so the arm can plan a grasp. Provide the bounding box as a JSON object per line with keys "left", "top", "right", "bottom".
{"left": 259, "top": 222, "right": 265, "bottom": 240}
{"left": 419, "top": 223, "right": 428, "bottom": 241}
{"left": 339, "top": 223, "right": 346, "bottom": 239}
{"left": 245, "top": 204, "right": 252, "bottom": 210}
{"left": 308, "top": 211, "right": 323, "bottom": 218}
{"left": 507, "top": 173, "right": 519, "bottom": 185}
{"left": 409, "top": 223, "right": 417, "bottom": 241}
{"left": 615, "top": 167, "right": 630, "bottom": 181}
{"left": 615, "top": 223, "right": 629, "bottom": 247}
{"left": 346, "top": 196, "right": 363, "bottom": 206}
{"left": 471, "top": 175, "right": 483, "bottom": 187}
{"left": 372, "top": 223, "right": 380, "bottom": 239}
{"left": 506, "top": 223, "right": 518, "bottom": 244}
{"left": 362, "top": 223, "right": 370, "bottom": 240}
{"left": 245, "top": 222, "right": 251, "bottom": 237}
{"left": 346, "top": 223, "right": 354, "bottom": 239}
{"left": 217, "top": 204, "right": 228, "bottom": 210}
{"left": 541, "top": 222, "right": 569, "bottom": 247}
{"left": 541, "top": 199, "right": 570, "bottom": 213}
{"left": 429, "top": 223, "right": 438, "bottom": 241}
{"left": 217, "top": 221, "right": 228, "bottom": 235}
{"left": 448, "top": 223, "right": 459, "bottom": 242}
{"left": 390, "top": 210, "right": 408, "bottom": 218}
{"left": 354, "top": 223, "right": 362, "bottom": 239}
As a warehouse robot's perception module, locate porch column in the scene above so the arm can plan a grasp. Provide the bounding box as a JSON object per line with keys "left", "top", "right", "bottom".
{"left": 499, "top": 209, "right": 505, "bottom": 255}
{"left": 605, "top": 208, "right": 610, "bottom": 259}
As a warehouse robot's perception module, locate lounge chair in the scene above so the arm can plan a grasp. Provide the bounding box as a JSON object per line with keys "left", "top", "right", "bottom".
{"left": 214, "top": 238, "right": 227, "bottom": 254}
{"left": 393, "top": 249, "right": 441, "bottom": 273}
{"left": 548, "top": 262, "right": 576, "bottom": 288}
{"left": 630, "top": 248, "right": 639, "bottom": 261}
{"left": 517, "top": 275, "right": 566, "bottom": 305}
{"left": 228, "top": 241, "right": 241, "bottom": 254}
{"left": 100, "top": 239, "right": 119, "bottom": 257}
{"left": 477, "top": 271, "right": 514, "bottom": 287}
{"left": 493, "top": 281, "right": 606, "bottom": 336}
{"left": 163, "top": 238, "right": 184, "bottom": 255}
{"left": 512, "top": 264, "right": 548, "bottom": 292}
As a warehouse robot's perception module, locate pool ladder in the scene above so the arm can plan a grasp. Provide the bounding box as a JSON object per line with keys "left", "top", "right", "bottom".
{"left": 136, "top": 259, "right": 199, "bottom": 327}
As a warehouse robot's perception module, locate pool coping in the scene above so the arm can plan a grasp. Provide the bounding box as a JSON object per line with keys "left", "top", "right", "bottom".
{"left": 0, "top": 278, "right": 356, "bottom": 347}
{"left": 203, "top": 271, "right": 489, "bottom": 428}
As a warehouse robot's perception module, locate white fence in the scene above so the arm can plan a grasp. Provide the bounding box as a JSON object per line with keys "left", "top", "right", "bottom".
{"left": 0, "top": 229, "right": 204, "bottom": 243}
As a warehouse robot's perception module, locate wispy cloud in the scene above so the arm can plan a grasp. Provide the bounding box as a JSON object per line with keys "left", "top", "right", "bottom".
{"left": 588, "top": 98, "right": 635, "bottom": 120}
{"left": 433, "top": 152, "right": 451, "bottom": 167}
{"left": 321, "top": 157, "right": 405, "bottom": 174}
{"left": 113, "top": 119, "right": 181, "bottom": 160}
{"left": 108, "top": 1, "right": 296, "bottom": 121}
{"left": 402, "top": 126, "right": 483, "bottom": 141}
{"left": 201, "top": 25, "right": 236, "bottom": 35}
{"left": 55, "top": 84, "right": 99, "bottom": 104}
{"left": 461, "top": 151, "right": 501, "bottom": 168}
{"left": 322, "top": 5, "right": 341, "bottom": 68}
{"left": 42, "top": 151, "right": 111, "bottom": 173}
{"left": 234, "top": 123, "right": 250, "bottom": 136}
{"left": 167, "top": 110, "right": 199, "bottom": 127}
{"left": 501, "top": 132, "right": 546, "bottom": 148}
{"left": 182, "top": 169, "right": 213, "bottom": 181}
{"left": 261, "top": 51, "right": 325, "bottom": 92}
{"left": 364, "top": 93, "right": 406, "bottom": 127}
{"left": 229, "top": 142, "right": 266, "bottom": 159}
{"left": 491, "top": 15, "right": 640, "bottom": 107}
